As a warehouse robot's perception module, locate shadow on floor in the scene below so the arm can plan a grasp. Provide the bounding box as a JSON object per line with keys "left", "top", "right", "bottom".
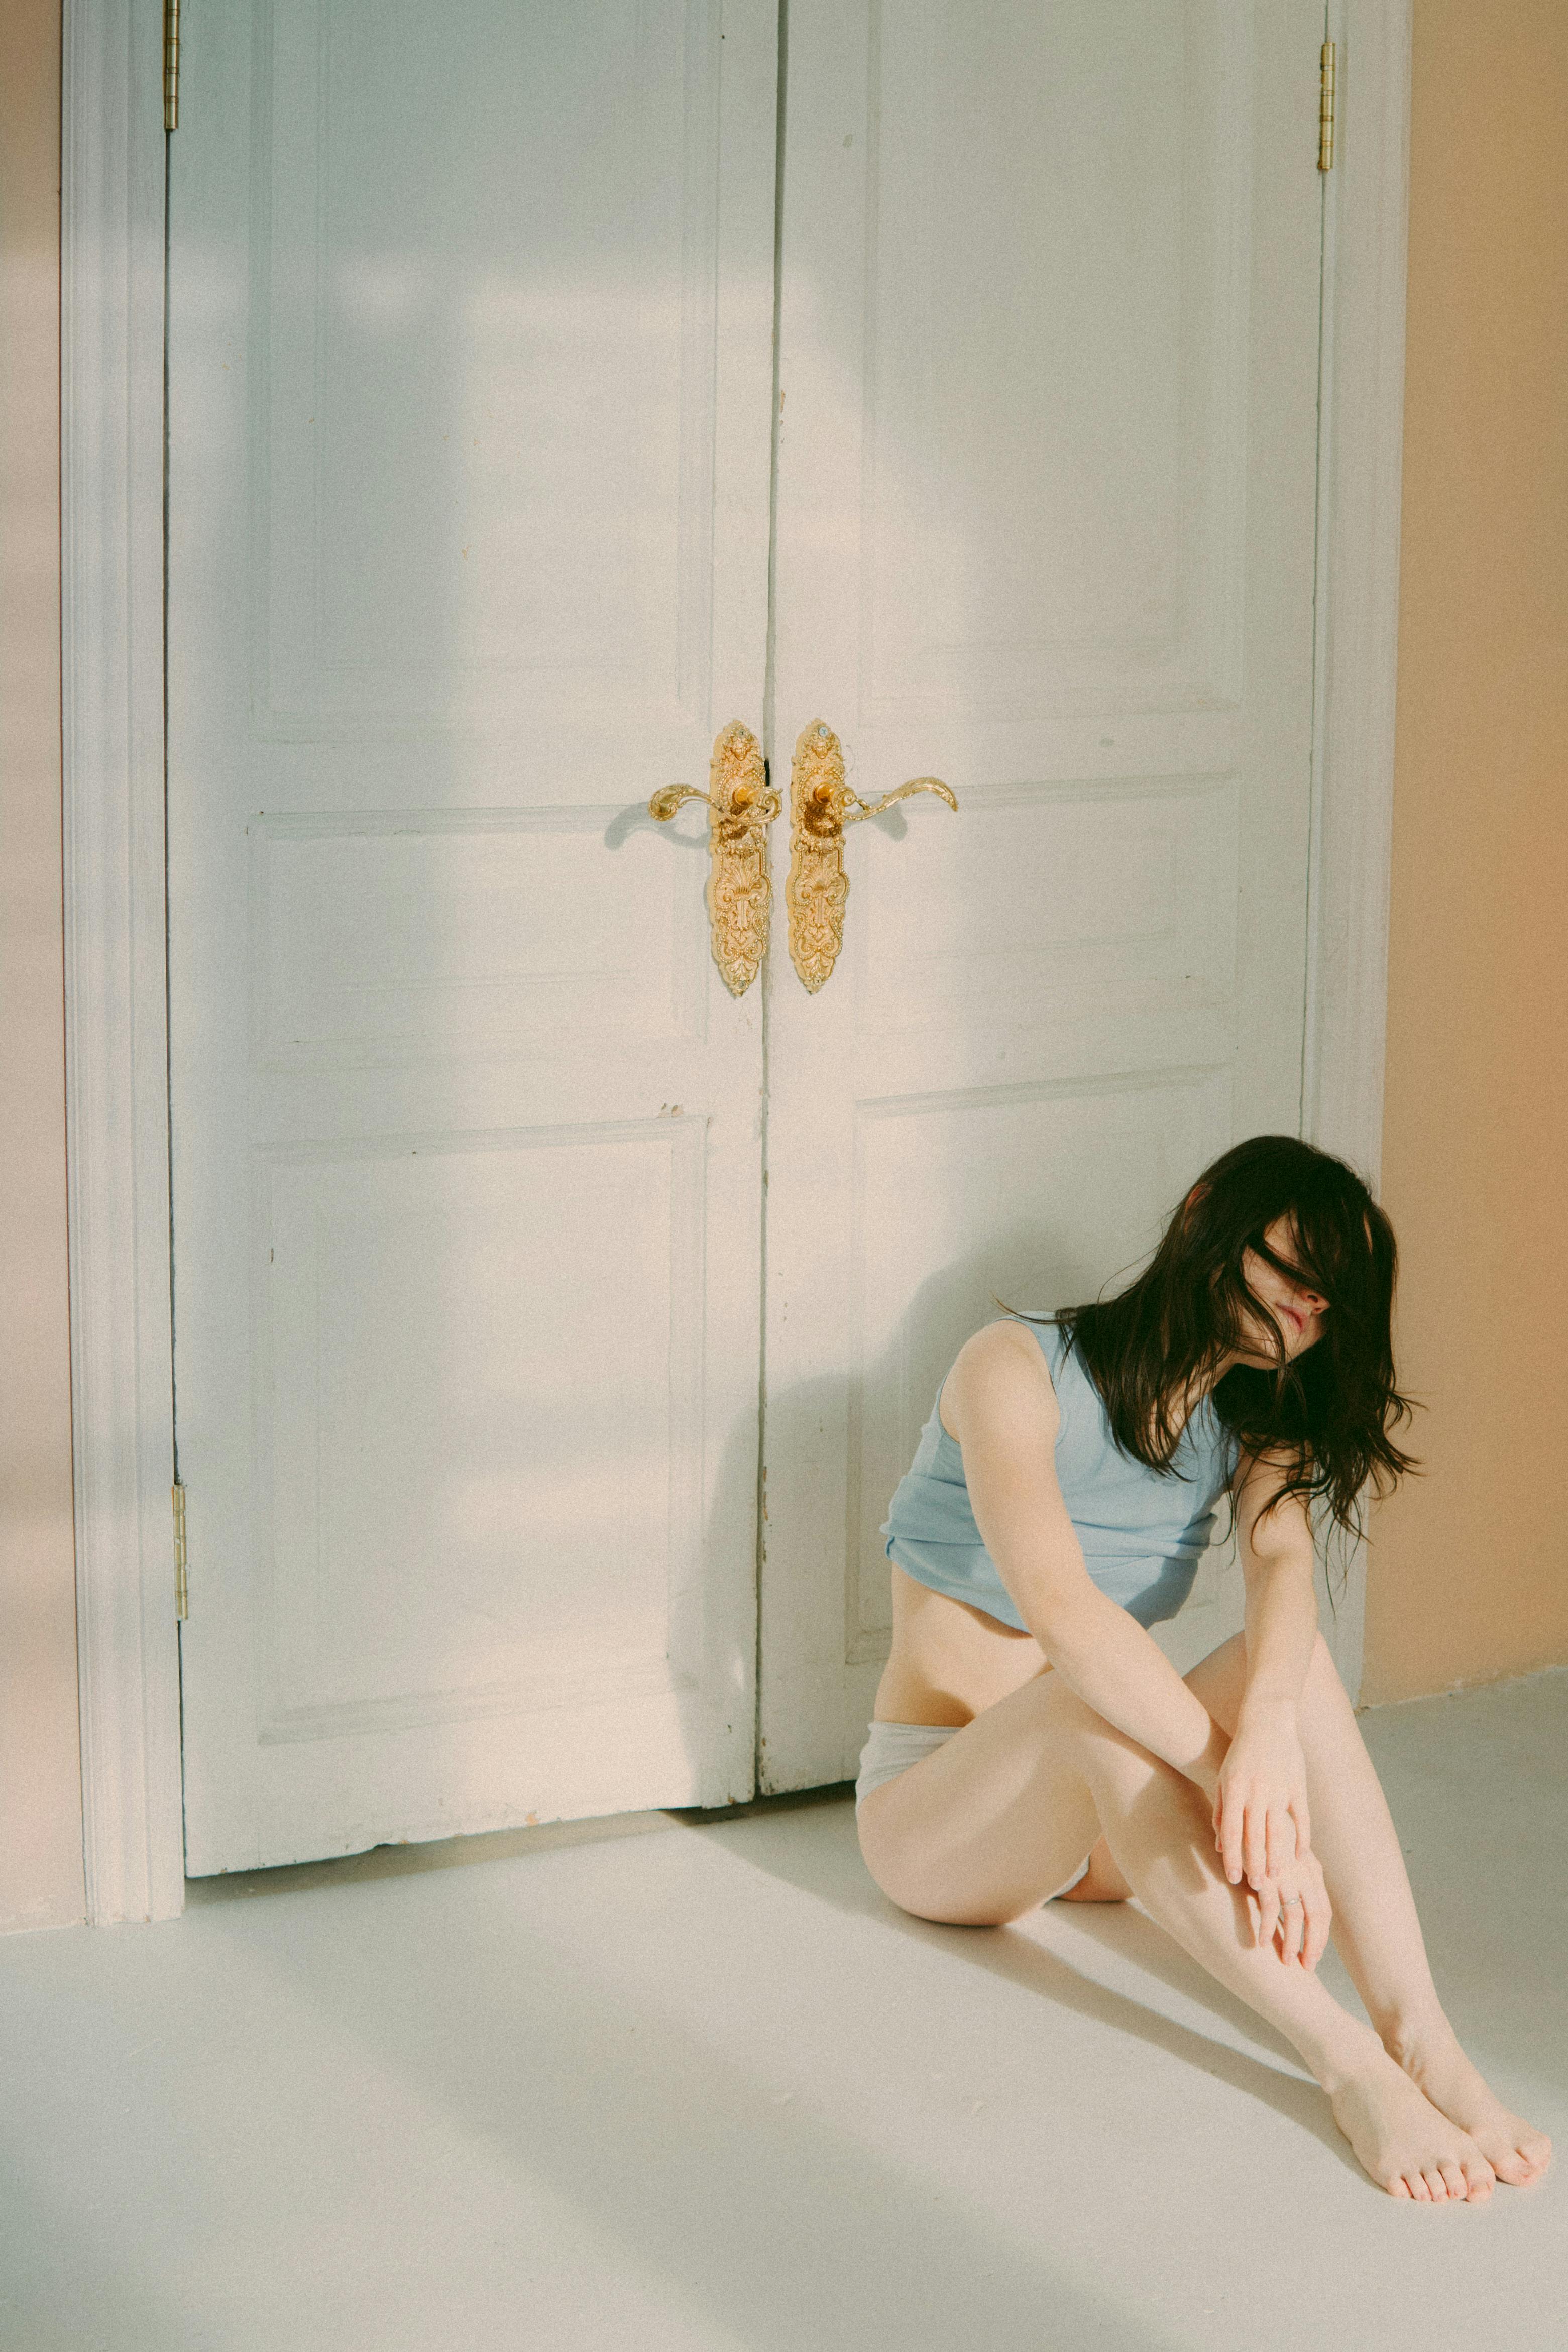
{"left": 168, "top": 1848, "right": 1197, "bottom": 2352}
{"left": 683, "top": 1793, "right": 1358, "bottom": 2178}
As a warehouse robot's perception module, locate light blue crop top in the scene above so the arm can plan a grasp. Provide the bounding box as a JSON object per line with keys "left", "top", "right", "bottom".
{"left": 879, "top": 1317, "right": 1240, "bottom": 1632}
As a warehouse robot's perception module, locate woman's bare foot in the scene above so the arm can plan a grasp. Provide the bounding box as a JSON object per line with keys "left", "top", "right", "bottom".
{"left": 1388, "top": 2017, "right": 1552, "bottom": 2188}
{"left": 1326, "top": 2038, "right": 1497, "bottom": 2201}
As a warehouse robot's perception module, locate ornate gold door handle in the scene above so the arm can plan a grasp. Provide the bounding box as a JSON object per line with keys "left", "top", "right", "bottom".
{"left": 648, "top": 721, "right": 779, "bottom": 997}
{"left": 786, "top": 721, "right": 958, "bottom": 992}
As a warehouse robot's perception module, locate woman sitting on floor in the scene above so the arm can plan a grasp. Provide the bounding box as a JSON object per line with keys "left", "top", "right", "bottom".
{"left": 857, "top": 1132, "right": 1550, "bottom": 2203}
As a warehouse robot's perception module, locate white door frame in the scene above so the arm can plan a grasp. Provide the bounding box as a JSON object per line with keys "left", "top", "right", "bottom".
{"left": 61, "top": 0, "right": 1413, "bottom": 1924}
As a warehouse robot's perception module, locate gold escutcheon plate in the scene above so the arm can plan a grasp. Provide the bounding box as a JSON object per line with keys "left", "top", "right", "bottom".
{"left": 786, "top": 723, "right": 852, "bottom": 994}
{"left": 649, "top": 721, "right": 778, "bottom": 996}
{"left": 786, "top": 721, "right": 957, "bottom": 992}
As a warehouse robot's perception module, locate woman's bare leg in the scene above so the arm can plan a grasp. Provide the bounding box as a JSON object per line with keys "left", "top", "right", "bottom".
{"left": 857, "top": 1669, "right": 1496, "bottom": 2200}
{"left": 1181, "top": 1629, "right": 1551, "bottom": 2187}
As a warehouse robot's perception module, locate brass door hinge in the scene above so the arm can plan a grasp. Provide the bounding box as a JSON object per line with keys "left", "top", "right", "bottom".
{"left": 1318, "top": 41, "right": 1336, "bottom": 171}
{"left": 173, "top": 1482, "right": 189, "bottom": 1619}
{"left": 164, "top": 0, "right": 181, "bottom": 132}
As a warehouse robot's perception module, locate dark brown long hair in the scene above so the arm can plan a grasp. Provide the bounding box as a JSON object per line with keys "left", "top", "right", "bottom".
{"left": 1005, "top": 1135, "right": 1421, "bottom": 1594}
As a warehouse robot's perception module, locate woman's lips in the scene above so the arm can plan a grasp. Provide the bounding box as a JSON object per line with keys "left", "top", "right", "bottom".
{"left": 1281, "top": 1304, "right": 1304, "bottom": 1335}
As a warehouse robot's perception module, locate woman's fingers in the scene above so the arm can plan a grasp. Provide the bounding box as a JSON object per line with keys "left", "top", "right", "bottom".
{"left": 1264, "top": 1800, "right": 1293, "bottom": 1880}
{"left": 1290, "top": 1794, "right": 1312, "bottom": 1858}
{"left": 1251, "top": 1876, "right": 1280, "bottom": 1953}
{"left": 1278, "top": 1891, "right": 1305, "bottom": 1965}
{"left": 1243, "top": 1802, "right": 1268, "bottom": 1891}
{"left": 1223, "top": 1789, "right": 1315, "bottom": 1896}
{"left": 1302, "top": 1868, "right": 1332, "bottom": 1971}
{"left": 1232, "top": 1842, "right": 1333, "bottom": 1968}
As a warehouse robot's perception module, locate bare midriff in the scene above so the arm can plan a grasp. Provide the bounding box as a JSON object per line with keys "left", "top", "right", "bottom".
{"left": 870, "top": 1560, "right": 1053, "bottom": 1728}
{"left": 869, "top": 1348, "right": 1203, "bottom": 1729}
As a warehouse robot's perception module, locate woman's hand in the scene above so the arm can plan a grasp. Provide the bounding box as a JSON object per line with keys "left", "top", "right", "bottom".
{"left": 1247, "top": 1846, "right": 1332, "bottom": 1970}
{"left": 1212, "top": 1697, "right": 1311, "bottom": 1889}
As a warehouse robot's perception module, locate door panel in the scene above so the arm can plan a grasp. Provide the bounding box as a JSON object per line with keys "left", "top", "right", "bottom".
{"left": 857, "top": 5, "right": 1252, "bottom": 725}
{"left": 762, "top": 0, "right": 1327, "bottom": 1786}
{"left": 170, "top": 0, "right": 778, "bottom": 1871}
{"left": 252, "top": 0, "right": 722, "bottom": 740}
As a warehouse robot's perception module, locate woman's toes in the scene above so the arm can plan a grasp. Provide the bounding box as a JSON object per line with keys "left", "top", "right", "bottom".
{"left": 1463, "top": 2158, "right": 1495, "bottom": 2202}
{"left": 1438, "top": 2161, "right": 1468, "bottom": 2201}
{"left": 1390, "top": 2176, "right": 1411, "bottom": 2199}
{"left": 1423, "top": 2167, "right": 1450, "bottom": 2201}
{"left": 1493, "top": 2138, "right": 1547, "bottom": 2186}
{"left": 1406, "top": 2172, "right": 1431, "bottom": 2201}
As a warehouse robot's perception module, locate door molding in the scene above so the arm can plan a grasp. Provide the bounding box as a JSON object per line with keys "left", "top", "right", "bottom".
{"left": 62, "top": 0, "right": 183, "bottom": 1923}
{"left": 61, "top": 0, "right": 1413, "bottom": 1922}
{"left": 1300, "top": 0, "right": 1414, "bottom": 1697}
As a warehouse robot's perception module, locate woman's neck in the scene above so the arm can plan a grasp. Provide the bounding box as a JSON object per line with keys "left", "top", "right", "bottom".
{"left": 1153, "top": 1353, "right": 1239, "bottom": 1448}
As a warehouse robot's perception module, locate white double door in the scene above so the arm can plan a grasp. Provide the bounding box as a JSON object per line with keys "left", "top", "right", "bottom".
{"left": 169, "top": 0, "right": 1326, "bottom": 1873}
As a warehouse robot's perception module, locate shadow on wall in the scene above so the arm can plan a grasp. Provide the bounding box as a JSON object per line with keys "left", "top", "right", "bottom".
{"left": 740, "top": 1196, "right": 1245, "bottom": 1795}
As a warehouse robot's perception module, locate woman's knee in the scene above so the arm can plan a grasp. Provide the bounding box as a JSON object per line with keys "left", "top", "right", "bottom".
{"left": 1189, "top": 1628, "right": 1343, "bottom": 1735}
{"left": 1047, "top": 1674, "right": 1166, "bottom": 1776}
{"left": 1037, "top": 1671, "right": 1120, "bottom": 1748}
{"left": 1301, "top": 1629, "right": 1354, "bottom": 1716}
{"left": 1308, "top": 1628, "right": 1341, "bottom": 1682}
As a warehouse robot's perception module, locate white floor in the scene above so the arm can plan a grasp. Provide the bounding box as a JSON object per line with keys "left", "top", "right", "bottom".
{"left": 1, "top": 1671, "right": 1563, "bottom": 2352}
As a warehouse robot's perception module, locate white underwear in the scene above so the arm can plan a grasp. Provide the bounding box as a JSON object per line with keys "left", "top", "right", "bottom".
{"left": 854, "top": 1718, "right": 1092, "bottom": 1901}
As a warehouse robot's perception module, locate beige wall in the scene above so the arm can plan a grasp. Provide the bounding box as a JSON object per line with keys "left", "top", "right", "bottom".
{"left": 0, "top": 0, "right": 86, "bottom": 1931}
{"left": 1364, "top": 0, "right": 1568, "bottom": 1702}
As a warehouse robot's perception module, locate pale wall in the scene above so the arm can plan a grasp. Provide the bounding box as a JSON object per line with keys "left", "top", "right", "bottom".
{"left": 1364, "top": 0, "right": 1568, "bottom": 1701}
{"left": 2, "top": 6, "right": 1563, "bottom": 1930}
{"left": 0, "top": 0, "right": 87, "bottom": 1931}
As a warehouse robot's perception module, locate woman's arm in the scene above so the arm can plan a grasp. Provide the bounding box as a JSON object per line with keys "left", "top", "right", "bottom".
{"left": 1212, "top": 1445, "right": 1320, "bottom": 1886}
{"left": 944, "top": 1321, "right": 1231, "bottom": 1802}
{"left": 1235, "top": 1445, "right": 1320, "bottom": 1707}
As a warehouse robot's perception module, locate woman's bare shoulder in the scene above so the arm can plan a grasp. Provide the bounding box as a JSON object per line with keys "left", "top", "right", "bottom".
{"left": 941, "top": 1317, "right": 1061, "bottom": 1445}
